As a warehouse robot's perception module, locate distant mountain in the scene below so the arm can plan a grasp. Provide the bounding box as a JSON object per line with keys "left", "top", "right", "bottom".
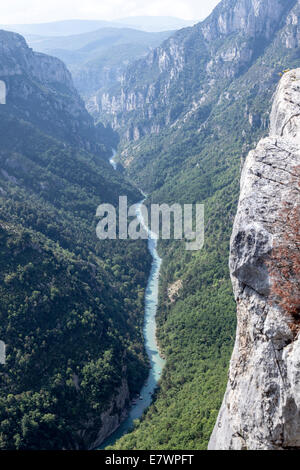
{"left": 22, "top": 28, "right": 173, "bottom": 97}
{"left": 113, "top": 16, "right": 196, "bottom": 32}
{"left": 24, "top": 28, "right": 171, "bottom": 52}
{"left": 1, "top": 17, "right": 192, "bottom": 101}
{"left": 0, "top": 16, "right": 194, "bottom": 37}
{"left": 0, "top": 20, "right": 125, "bottom": 37}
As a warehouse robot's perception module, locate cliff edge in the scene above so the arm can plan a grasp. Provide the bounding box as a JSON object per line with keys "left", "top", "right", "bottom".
{"left": 208, "top": 69, "right": 300, "bottom": 450}
{"left": 0, "top": 29, "right": 104, "bottom": 153}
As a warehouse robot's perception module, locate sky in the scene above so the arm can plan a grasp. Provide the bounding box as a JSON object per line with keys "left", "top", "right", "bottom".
{"left": 1, "top": 0, "right": 221, "bottom": 24}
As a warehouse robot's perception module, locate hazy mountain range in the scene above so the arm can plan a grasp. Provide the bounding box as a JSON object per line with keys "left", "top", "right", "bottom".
{"left": 0, "top": 17, "right": 190, "bottom": 99}
{"left": 0, "top": 17, "right": 196, "bottom": 36}
{"left": 23, "top": 28, "right": 174, "bottom": 97}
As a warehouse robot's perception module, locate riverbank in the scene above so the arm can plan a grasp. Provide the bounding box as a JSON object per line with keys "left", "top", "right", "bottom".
{"left": 98, "top": 150, "right": 166, "bottom": 449}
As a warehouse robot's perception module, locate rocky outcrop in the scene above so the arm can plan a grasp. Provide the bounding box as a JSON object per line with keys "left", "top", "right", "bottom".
{"left": 201, "top": 0, "right": 293, "bottom": 40}
{"left": 208, "top": 69, "right": 300, "bottom": 450}
{"left": 0, "top": 32, "right": 74, "bottom": 89}
{"left": 0, "top": 29, "right": 105, "bottom": 153}
{"left": 78, "top": 378, "right": 130, "bottom": 450}
{"left": 283, "top": 1, "right": 300, "bottom": 49}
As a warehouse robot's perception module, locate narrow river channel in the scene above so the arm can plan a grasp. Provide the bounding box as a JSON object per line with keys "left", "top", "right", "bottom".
{"left": 99, "top": 150, "right": 166, "bottom": 448}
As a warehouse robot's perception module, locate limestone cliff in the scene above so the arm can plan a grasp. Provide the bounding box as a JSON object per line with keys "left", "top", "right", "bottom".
{"left": 0, "top": 29, "right": 105, "bottom": 153}
{"left": 208, "top": 69, "right": 300, "bottom": 450}
{"left": 94, "top": 0, "right": 296, "bottom": 142}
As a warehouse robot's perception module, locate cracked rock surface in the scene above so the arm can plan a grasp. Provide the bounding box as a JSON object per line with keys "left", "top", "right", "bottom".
{"left": 208, "top": 69, "right": 300, "bottom": 450}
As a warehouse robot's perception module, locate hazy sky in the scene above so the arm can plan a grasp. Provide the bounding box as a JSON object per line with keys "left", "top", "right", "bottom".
{"left": 2, "top": 0, "right": 221, "bottom": 24}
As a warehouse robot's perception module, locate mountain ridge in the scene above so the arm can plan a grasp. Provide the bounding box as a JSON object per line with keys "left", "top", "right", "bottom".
{"left": 95, "top": 0, "right": 296, "bottom": 141}
{"left": 0, "top": 29, "right": 106, "bottom": 153}
{"left": 0, "top": 17, "right": 195, "bottom": 36}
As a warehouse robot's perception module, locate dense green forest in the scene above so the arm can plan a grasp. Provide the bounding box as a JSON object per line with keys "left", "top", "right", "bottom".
{"left": 107, "top": 2, "right": 300, "bottom": 449}
{"left": 0, "top": 31, "right": 152, "bottom": 449}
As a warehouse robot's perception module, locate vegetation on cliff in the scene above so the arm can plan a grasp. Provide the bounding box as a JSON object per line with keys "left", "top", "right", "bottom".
{"left": 268, "top": 165, "right": 300, "bottom": 327}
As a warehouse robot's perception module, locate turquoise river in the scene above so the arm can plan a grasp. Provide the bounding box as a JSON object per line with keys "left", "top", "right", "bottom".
{"left": 99, "top": 150, "right": 166, "bottom": 448}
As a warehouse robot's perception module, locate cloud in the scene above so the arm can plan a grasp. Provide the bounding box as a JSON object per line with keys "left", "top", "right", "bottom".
{"left": 2, "top": 0, "right": 221, "bottom": 24}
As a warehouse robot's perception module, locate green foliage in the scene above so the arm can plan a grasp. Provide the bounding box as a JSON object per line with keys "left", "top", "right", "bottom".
{"left": 108, "top": 11, "right": 300, "bottom": 450}
{"left": 0, "top": 76, "right": 152, "bottom": 449}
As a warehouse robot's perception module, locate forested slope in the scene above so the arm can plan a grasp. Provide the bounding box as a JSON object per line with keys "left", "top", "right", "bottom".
{"left": 0, "top": 30, "right": 151, "bottom": 449}
{"left": 104, "top": 0, "right": 300, "bottom": 449}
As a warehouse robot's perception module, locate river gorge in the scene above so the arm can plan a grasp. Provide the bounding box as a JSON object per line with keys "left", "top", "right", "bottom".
{"left": 99, "top": 151, "right": 166, "bottom": 448}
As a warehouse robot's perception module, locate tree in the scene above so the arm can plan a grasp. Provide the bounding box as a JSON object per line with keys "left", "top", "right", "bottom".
{"left": 268, "top": 166, "right": 300, "bottom": 329}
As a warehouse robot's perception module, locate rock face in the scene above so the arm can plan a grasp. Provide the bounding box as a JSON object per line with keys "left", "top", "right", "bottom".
{"left": 95, "top": 0, "right": 297, "bottom": 142}
{"left": 0, "top": 29, "right": 104, "bottom": 153}
{"left": 208, "top": 69, "right": 300, "bottom": 450}
{"left": 75, "top": 377, "right": 130, "bottom": 450}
